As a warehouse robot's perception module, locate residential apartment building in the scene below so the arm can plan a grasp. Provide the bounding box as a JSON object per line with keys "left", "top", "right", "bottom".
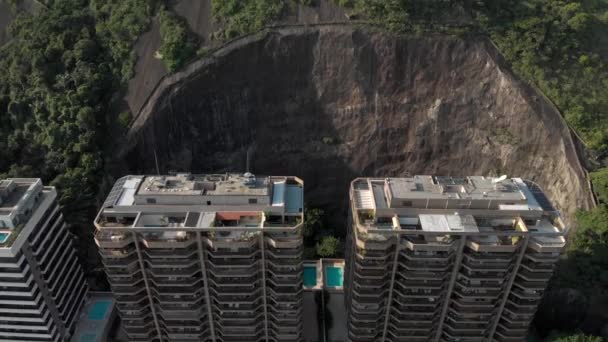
{"left": 0, "top": 178, "right": 88, "bottom": 342}
{"left": 94, "top": 173, "right": 304, "bottom": 342}
{"left": 345, "top": 176, "right": 566, "bottom": 342}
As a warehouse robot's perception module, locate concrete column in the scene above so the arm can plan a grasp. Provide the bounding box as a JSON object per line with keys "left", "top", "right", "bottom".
{"left": 132, "top": 232, "right": 163, "bottom": 341}
{"left": 259, "top": 233, "right": 270, "bottom": 342}
{"left": 381, "top": 237, "right": 401, "bottom": 342}
{"left": 196, "top": 232, "right": 217, "bottom": 342}
{"left": 433, "top": 236, "right": 467, "bottom": 342}
{"left": 487, "top": 235, "right": 531, "bottom": 340}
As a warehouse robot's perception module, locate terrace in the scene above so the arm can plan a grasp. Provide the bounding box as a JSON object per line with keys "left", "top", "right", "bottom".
{"left": 527, "top": 218, "right": 566, "bottom": 252}
{"left": 0, "top": 178, "right": 44, "bottom": 248}
{"left": 467, "top": 218, "right": 527, "bottom": 252}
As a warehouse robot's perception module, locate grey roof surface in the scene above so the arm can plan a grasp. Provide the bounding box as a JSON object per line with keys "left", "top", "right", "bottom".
{"left": 387, "top": 175, "right": 527, "bottom": 202}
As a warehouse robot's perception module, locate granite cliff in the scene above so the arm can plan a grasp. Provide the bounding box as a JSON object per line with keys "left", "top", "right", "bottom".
{"left": 122, "top": 26, "right": 593, "bottom": 227}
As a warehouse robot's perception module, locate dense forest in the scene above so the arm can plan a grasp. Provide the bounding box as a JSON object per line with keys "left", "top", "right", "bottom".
{"left": 0, "top": 0, "right": 606, "bottom": 340}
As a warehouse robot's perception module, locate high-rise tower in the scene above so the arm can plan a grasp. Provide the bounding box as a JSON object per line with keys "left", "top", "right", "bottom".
{"left": 0, "top": 178, "right": 88, "bottom": 342}
{"left": 95, "top": 173, "right": 304, "bottom": 342}
{"left": 345, "top": 176, "right": 566, "bottom": 342}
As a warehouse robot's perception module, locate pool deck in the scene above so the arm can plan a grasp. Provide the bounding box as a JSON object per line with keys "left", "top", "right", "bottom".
{"left": 70, "top": 292, "right": 116, "bottom": 342}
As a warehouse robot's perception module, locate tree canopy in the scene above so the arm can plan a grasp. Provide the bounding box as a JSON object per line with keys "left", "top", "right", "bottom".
{"left": 158, "top": 6, "right": 198, "bottom": 72}
{"left": 316, "top": 236, "right": 340, "bottom": 257}
{"left": 0, "top": 0, "right": 155, "bottom": 277}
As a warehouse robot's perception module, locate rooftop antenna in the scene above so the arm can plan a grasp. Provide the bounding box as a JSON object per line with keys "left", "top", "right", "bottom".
{"left": 246, "top": 145, "right": 254, "bottom": 173}
{"left": 154, "top": 149, "right": 160, "bottom": 175}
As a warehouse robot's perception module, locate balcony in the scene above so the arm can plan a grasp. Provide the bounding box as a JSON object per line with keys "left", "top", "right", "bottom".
{"left": 528, "top": 235, "right": 566, "bottom": 253}
{"left": 95, "top": 230, "right": 134, "bottom": 248}
{"left": 265, "top": 234, "right": 301, "bottom": 249}
{"left": 402, "top": 235, "right": 457, "bottom": 252}
{"left": 141, "top": 231, "right": 196, "bottom": 249}
{"left": 510, "top": 287, "right": 543, "bottom": 300}
{"left": 523, "top": 252, "right": 560, "bottom": 263}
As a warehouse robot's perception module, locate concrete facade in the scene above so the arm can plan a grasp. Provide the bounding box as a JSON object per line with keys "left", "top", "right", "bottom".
{"left": 94, "top": 173, "right": 304, "bottom": 342}
{"left": 344, "top": 176, "right": 566, "bottom": 342}
{"left": 0, "top": 178, "right": 88, "bottom": 342}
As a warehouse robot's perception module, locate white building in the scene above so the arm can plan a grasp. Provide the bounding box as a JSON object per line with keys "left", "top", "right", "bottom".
{"left": 0, "top": 178, "right": 88, "bottom": 341}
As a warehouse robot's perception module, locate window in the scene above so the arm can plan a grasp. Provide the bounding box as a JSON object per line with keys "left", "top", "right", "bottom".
{"left": 402, "top": 201, "right": 412, "bottom": 207}
{"left": 207, "top": 201, "right": 211, "bottom": 205}
{"left": 248, "top": 198, "right": 257, "bottom": 204}
{"left": 146, "top": 198, "right": 156, "bottom": 204}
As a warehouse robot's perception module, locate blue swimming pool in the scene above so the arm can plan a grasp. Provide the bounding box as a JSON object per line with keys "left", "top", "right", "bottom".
{"left": 0, "top": 232, "right": 9, "bottom": 244}
{"left": 303, "top": 265, "right": 317, "bottom": 287}
{"left": 88, "top": 300, "right": 111, "bottom": 320}
{"left": 325, "top": 266, "right": 344, "bottom": 287}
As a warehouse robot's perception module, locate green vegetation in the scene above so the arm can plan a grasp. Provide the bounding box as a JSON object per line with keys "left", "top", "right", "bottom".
{"left": 91, "top": 0, "right": 154, "bottom": 82}
{"left": 553, "top": 207, "right": 608, "bottom": 294}
{"left": 316, "top": 236, "right": 340, "bottom": 257}
{"left": 472, "top": 1, "right": 608, "bottom": 155}
{"left": 158, "top": 6, "right": 198, "bottom": 72}
{"left": 117, "top": 111, "right": 132, "bottom": 129}
{"left": 548, "top": 333, "right": 604, "bottom": 342}
{"left": 0, "top": 0, "right": 109, "bottom": 210}
{"left": 211, "top": 0, "right": 285, "bottom": 40}
{"left": 491, "top": 127, "right": 520, "bottom": 146}
{"left": 0, "top": 0, "right": 155, "bottom": 274}
{"left": 534, "top": 203, "right": 608, "bottom": 336}
{"left": 303, "top": 207, "right": 325, "bottom": 242}
{"left": 350, "top": 1, "right": 608, "bottom": 156}
{"left": 590, "top": 167, "right": 608, "bottom": 204}
{"left": 197, "top": 46, "right": 210, "bottom": 58}
{"left": 322, "top": 136, "right": 336, "bottom": 145}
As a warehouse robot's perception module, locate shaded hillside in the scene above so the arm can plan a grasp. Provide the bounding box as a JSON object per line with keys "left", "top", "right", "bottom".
{"left": 123, "top": 27, "right": 593, "bottom": 227}
{"left": 0, "top": 2, "right": 13, "bottom": 46}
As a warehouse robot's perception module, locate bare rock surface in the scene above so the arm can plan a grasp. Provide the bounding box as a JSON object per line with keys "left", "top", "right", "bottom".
{"left": 123, "top": 26, "right": 593, "bottom": 226}
{"left": 125, "top": 17, "right": 167, "bottom": 115}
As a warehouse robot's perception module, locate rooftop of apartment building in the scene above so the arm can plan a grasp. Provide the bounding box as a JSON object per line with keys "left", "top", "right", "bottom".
{"left": 0, "top": 178, "right": 47, "bottom": 248}
{"left": 351, "top": 175, "right": 566, "bottom": 243}
{"left": 95, "top": 173, "right": 304, "bottom": 232}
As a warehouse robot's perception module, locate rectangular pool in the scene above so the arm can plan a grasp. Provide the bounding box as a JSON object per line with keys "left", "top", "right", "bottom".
{"left": 88, "top": 300, "right": 112, "bottom": 320}
{"left": 0, "top": 232, "right": 8, "bottom": 244}
{"left": 325, "top": 266, "right": 344, "bottom": 287}
{"left": 303, "top": 265, "right": 317, "bottom": 287}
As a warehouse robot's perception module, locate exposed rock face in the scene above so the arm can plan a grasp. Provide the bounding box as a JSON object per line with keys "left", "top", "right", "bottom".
{"left": 124, "top": 26, "right": 593, "bottom": 226}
